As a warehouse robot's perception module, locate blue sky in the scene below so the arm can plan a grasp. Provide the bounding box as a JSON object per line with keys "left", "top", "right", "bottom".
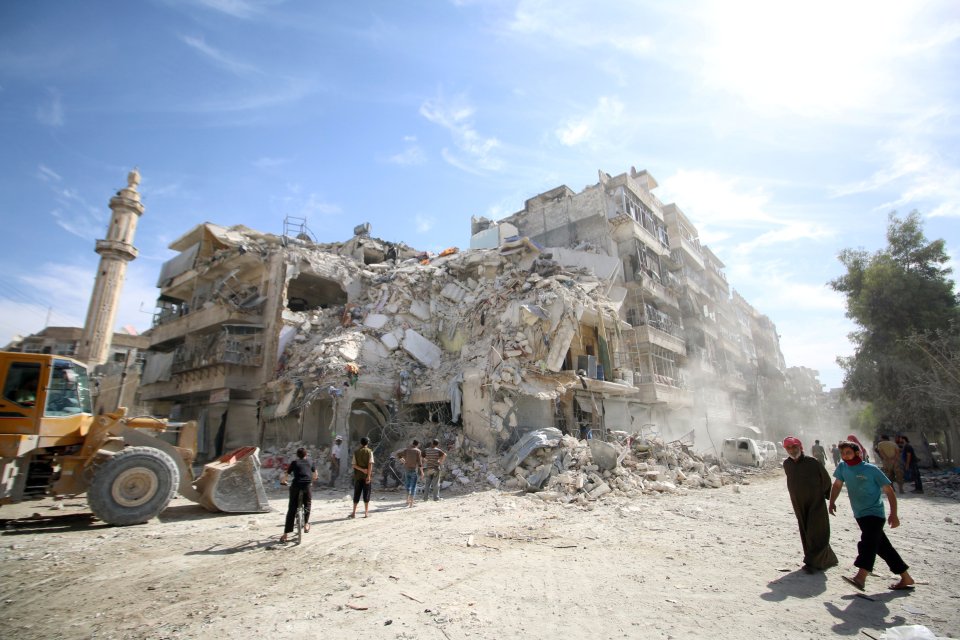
{"left": 1, "top": 0, "right": 958, "bottom": 389}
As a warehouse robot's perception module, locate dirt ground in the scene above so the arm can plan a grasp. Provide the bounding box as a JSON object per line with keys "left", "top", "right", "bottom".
{"left": 1, "top": 469, "right": 958, "bottom": 640}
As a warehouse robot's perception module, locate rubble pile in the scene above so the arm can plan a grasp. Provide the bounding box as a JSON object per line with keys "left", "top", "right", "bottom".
{"left": 501, "top": 431, "right": 743, "bottom": 504}
{"left": 259, "top": 428, "right": 759, "bottom": 505}
{"left": 923, "top": 469, "right": 960, "bottom": 500}
{"left": 267, "top": 237, "right": 625, "bottom": 441}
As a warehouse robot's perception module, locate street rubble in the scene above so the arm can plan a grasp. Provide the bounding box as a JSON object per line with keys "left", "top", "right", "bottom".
{"left": 258, "top": 427, "right": 766, "bottom": 505}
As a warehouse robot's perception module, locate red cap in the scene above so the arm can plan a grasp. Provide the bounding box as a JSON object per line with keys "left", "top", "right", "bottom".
{"left": 782, "top": 436, "right": 802, "bottom": 448}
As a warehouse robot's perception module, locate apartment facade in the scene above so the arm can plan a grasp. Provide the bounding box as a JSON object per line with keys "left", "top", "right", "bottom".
{"left": 500, "top": 167, "right": 789, "bottom": 445}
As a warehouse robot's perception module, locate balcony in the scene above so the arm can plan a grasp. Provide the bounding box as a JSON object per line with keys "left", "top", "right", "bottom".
{"left": 138, "top": 364, "right": 261, "bottom": 401}
{"left": 633, "top": 374, "right": 694, "bottom": 407}
{"left": 637, "top": 274, "right": 679, "bottom": 309}
{"left": 150, "top": 303, "right": 263, "bottom": 348}
{"left": 677, "top": 237, "right": 704, "bottom": 270}
{"left": 632, "top": 324, "right": 687, "bottom": 356}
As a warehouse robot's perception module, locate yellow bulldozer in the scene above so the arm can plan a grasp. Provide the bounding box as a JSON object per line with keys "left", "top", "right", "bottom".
{"left": 0, "top": 351, "right": 270, "bottom": 525}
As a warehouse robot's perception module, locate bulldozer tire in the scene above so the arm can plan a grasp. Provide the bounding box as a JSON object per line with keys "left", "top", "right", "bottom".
{"left": 88, "top": 446, "right": 180, "bottom": 526}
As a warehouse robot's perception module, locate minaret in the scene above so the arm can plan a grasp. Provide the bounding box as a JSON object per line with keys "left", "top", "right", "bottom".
{"left": 77, "top": 169, "right": 145, "bottom": 366}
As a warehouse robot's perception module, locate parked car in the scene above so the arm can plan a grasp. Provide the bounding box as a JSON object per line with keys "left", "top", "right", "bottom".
{"left": 721, "top": 437, "right": 764, "bottom": 468}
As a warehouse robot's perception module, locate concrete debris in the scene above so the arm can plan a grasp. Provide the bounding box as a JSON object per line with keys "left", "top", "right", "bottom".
{"left": 920, "top": 469, "right": 960, "bottom": 501}
{"left": 258, "top": 430, "right": 749, "bottom": 505}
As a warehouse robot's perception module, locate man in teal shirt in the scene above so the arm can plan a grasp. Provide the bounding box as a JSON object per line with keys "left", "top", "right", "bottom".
{"left": 829, "top": 441, "right": 915, "bottom": 591}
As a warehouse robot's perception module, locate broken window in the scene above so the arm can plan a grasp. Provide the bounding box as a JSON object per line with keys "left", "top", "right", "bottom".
{"left": 286, "top": 271, "right": 347, "bottom": 311}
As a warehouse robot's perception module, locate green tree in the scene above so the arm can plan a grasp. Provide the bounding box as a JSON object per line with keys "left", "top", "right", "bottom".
{"left": 829, "top": 211, "right": 959, "bottom": 433}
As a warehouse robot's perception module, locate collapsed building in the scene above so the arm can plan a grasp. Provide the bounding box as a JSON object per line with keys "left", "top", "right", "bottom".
{"left": 137, "top": 166, "right": 792, "bottom": 492}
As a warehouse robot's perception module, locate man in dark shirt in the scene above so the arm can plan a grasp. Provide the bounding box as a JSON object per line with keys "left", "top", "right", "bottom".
{"left": 897, "top": 436, "right": 923, "bottom": 493}
{"left": 422, "top": 439, "right": 447, "bottom": 501}
{"left": 279, "top": 447, "right": 317, "bottom": 543}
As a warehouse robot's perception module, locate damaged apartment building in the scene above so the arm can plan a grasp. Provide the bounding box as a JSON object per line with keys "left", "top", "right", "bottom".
{"left": 491, "top": 166, "right": 788, "bottom": 446}
{"left": 137, "top": 166, "right": 787, "bottom": 474}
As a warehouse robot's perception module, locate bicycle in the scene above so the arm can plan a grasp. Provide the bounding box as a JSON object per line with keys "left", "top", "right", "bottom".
{"left": 280, "top": 481, "right": 306, "bottom": 545}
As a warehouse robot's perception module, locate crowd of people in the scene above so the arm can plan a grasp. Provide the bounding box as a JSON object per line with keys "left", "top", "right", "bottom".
{"left": 278, "top": 436, "right": 449, "bottom": 539}
{"left": 781, "top": 433, "right": 922, "bottom": 593}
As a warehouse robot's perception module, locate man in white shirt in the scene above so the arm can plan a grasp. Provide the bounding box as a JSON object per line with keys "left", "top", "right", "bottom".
{"left": 329, "top": 435, "right": 343, "bottom": 487}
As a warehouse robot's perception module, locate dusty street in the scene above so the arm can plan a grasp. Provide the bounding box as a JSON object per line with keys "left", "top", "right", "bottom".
{"left": 1, "top": 471, "right": 957, "bottom": 640}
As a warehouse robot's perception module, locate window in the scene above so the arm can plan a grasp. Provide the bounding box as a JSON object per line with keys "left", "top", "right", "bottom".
{"left": 2, "top": 361, "right": 41, "bottom": 408}
{"left": 43, "top": 359, "right": 92, "bottom": 417}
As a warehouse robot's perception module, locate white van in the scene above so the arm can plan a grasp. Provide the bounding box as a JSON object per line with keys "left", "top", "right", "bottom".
{"left": 721, "top": 437, "right": 764, "bottom": 468}
{"left": 757, "top": 441, "right": 780, "bottom": 465}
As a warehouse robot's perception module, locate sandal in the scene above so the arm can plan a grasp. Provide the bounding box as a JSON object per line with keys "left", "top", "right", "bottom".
{"left": 279, "top": 536, "right": 288, "bottom": 543}
{"left": 304, "top": 524, "right": 311, "bottom": 533}
{"left": 842, "top": 576, "right": 865, "bottom": 591}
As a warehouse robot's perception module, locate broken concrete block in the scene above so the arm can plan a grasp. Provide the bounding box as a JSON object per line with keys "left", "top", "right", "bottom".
{"left": 380, "top": 331, "right": 400, "bottom": 351}
{"left": 402, "top": 329, "right": 442, "bottom": 368}
{"left": 587, "top": 482, "right": 611, "bottom": 500}
{"left": 589, "top": 440, "right": 619, "bottom": 471}
{"left": 363, "top": 313, "right": 389, "bottom": 329}
{"left": 440, "top": 282, "right": 468, "bottom": 302}
{"left": 362, "top": 336, "right": 390, "bottom": 362}
{"left": 338, "top": 341, "right": 360, "bottom": 361}
{"left": 647, "top": 481, "right": 678, "bottom": 493}
{"left": 409, "top": 300, "right": 431, "bottom": 321}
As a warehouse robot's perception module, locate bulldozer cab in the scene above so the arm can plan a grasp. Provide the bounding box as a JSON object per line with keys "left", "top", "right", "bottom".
{"left": 0, "top": 353, "right": 94, "bottom": 454}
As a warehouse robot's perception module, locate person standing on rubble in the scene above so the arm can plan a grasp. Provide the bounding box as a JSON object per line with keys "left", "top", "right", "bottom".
{"left": 423, "top": 439, "right": 447, "bottom": 501}
{"left": 398, "top": 439, "right": 424, "bottom": 508}
{"left": 279, "top": 447, "right": 317, "bottom": 543}
{"left": 829, "top": 440, "right": 915, "bottom": 592}
{"left": 328, "top": 435, "right": 343, "bottom": 488}
{"left": 781, "top": 436, "right": 838, "bottom": 574}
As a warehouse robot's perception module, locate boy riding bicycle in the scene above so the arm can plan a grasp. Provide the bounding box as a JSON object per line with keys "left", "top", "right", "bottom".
{"left": 280, "top": 447, "right": 317, "bottom": 543}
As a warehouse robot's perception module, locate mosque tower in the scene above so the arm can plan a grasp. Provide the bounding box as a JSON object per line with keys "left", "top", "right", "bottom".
{"left": 77, "top": 169, "right": 145, "bottom": 366}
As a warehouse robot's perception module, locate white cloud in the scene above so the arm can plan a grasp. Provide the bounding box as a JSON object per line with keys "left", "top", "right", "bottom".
{"left": 0, "top": 259, "right": 160, "bottom": 347}
{"left": 692, "top": 0, "right": 959, "bottom": 118}
{"left": 415, "top": 214, "right": 433, "bottom": 233}
{"left": 834, "top": 139, "right": 960, "bottom": 219}
{"left": 658, "top": 169, "right": 779, "bottom": 230}
{"left": 386, "top": 144, "right": 426, "bottom": 166}
{"left": 36, "top": 88, "right": 64, "bottom": 127}
{"left": 420, "top": 94, "right": 501, "bottom": 173}
{"left": 180, "top": 35, "right": 260, "bottom": 76}
{"left": 508, "top": 0, "right": 655, "bottom": 57}
{"left": 733, "top": 222, "right": 833, "bottom": 254}
{"left": 555, "top": 96, "right": 624, "bottom": 147}
{"left": 192, "top": 0, "right": 269, "bottom": 19}
{"left": 37, "top": 164, "right": 61, "bottom": 183}
{"left": 48, "top": 187, "right": 105, "bottom": 240}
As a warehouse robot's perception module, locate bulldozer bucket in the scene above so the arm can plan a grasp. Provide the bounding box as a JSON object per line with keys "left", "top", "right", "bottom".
{"left": 193, "top": 447, "right": 271, "bottom": 513}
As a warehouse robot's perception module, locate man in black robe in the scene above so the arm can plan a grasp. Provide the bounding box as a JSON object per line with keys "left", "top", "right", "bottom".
{"left": 782, "top": 436, "right": 838, "bottom": 573}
